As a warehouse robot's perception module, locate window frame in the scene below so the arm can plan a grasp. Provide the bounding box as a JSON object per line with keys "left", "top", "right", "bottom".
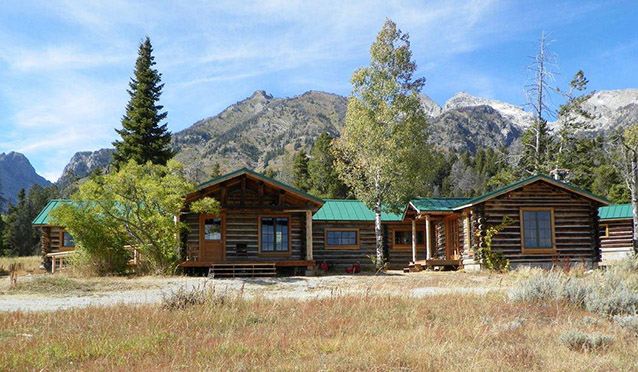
{"left": 599, "top": 224, "right": 609, "bottom": 239}
{"left": 391, "top": 228, "right": 426, "bottom": 250}
{"left": 324, "top": 228, "right": 360, "bottom": 250}
{"left": 202, "top": 217, "right": 223, "bottom": 241}
{"left": 519, "top": 207, "right": 556, "bottom": 254}
{"left": 59, "top": 229, "right": 76, "bottom": 251}
{"left": 258, "top": 214, "right": 292, "bottom": 256}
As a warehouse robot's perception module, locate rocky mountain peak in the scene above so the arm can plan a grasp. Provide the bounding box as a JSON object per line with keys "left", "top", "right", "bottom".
{"left": 444, "top": 91, "right": 535, "bottom": 129}
{"left": 57, "top": 148, "right": 114, "bottom": 187}
{"left": 419, "top": 94, "right": 443, "bottom": 118}
{"left": 0, "top": 151, "right": 51, "bottom": 208}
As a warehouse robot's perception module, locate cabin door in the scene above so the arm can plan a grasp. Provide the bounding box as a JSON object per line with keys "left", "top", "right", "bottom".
{"left": 199, "top": 214, "right": 225, "bottom": 262}
{"left": 444, "top": 216, "right": 459, "bottom": 259}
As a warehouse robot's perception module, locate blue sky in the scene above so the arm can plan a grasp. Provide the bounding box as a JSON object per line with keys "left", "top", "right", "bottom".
{"left": 0, "top": 0, "right": 636, "bottom": 181}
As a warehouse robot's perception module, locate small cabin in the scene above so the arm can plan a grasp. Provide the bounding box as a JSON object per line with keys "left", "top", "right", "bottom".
{"left": 598, "top": 204, "right": 635, "bottom": 263}
{"left": 32, "top": 199, "right": 76, "bottom": 271}
{"left": 180, "top": 168, "right": 323, "bottom": 275}
{"left": 403, "top": 175, "right": 609, "bottom": 269}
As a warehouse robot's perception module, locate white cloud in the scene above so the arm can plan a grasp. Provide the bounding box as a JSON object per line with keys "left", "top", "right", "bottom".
{"left": 0, "top": 0, "right": 618, "bottom": 181}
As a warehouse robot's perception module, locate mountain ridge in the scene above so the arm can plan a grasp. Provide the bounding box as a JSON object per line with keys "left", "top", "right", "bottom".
{"left": 55, "top": 88, "right": 637, "bottom": 185}
{"left": 0, "top": 151, "right": 51, "bottom": 208}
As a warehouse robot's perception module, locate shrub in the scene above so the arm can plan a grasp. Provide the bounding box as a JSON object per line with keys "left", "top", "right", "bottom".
{"left": 510, "top": 269, "right": 638, "bottom": 316}
{"left": 476, "top": 216, "right": 512, "bottom": 272}
{"left": 584, "top": 270, "right": 638, "bottom": 316}
{"left": 508, "top": 272, "right": 565, "bottom": 302}
{"left": 162, "top": 284, "right": 208, "bottom": 310}
{"left": 616, "top": 256, "right": 638, "bottom": 274}
{"left": 559, "top": 329, "right": 614, "bottom": 351}
{"left": 585, "top": 287, "right": 638, "bottom": 316}
{"left": 561, "top": 278, "right": 592, "bottom": 306}
{"left": 614, "top": 315, "right": 638, "bottom": 336}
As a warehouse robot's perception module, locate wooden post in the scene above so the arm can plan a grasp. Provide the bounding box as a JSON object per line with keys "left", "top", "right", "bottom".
{"left": 464, "top": 213, "right": 471, "bottom": 253}
{"left": 306, "top": 210, "right": 313, "bottom": 261}
{"left": 425, "top": 215, "right": 432, "bottom": 260}
{"left": 412, "top": 218, "right": 416, "bottom": 263}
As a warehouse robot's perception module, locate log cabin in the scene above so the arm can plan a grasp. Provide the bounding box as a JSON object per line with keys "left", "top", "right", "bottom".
{"left": 598, "top": 204, "right": 635, "bottom": 263}
{"left": 180, "top": 168, "right": 323, "bottom": 276}
{"left": 403, "top": 175, "right": 610, "bottom": 270}
{"left": 33, "top": 170, "right": 610, "bottom": 274}
{"left": 32, "top": 199, "right": 76, "bottom": 272}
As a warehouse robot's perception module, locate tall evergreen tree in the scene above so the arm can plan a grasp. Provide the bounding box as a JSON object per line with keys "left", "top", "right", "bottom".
{"left": 335, "top": 19, "right": 430, "bottom": 268}
{"left": 112, "top": 37, "right": 173, "bottom": 169}
{"left": 308, "top": 133, "right": 349, "bottom": 199}
{"left": 292, "top": 150, "right": 310, "bottom": 191}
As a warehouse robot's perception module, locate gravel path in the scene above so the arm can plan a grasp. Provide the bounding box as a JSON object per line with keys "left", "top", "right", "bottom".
{"left": 0, "top": 275, "right": 503, "bottom": 312}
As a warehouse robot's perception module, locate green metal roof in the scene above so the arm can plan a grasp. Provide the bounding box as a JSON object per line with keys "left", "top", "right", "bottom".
{"left": 195, "top": 167, "right": 324, "bottom": 205}
{"left": 409, "top": 197, "right": 470, "bottom": 213}
{"left": 32, "top": 199, "right": 73, "bottom": 226}
{"left": 599, "top": 204, "right": 632, "bottom": 220}
{"left": 452, "top": 174, "right": 610, "bottom": 210}
{"left": 312, "top": 199, "right": 403, "bottom": 222}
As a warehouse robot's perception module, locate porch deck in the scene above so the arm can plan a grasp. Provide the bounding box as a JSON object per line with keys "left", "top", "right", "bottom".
{"left": 411, "top": 259, "right": 463, "bottom": 270}
{"left": 178, "top": 260, "right": 315, "bottom": 268}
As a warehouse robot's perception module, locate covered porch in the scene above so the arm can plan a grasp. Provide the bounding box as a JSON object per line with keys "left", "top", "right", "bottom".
{"left": 403, "top": 198, "right": 473, "bottom": 270}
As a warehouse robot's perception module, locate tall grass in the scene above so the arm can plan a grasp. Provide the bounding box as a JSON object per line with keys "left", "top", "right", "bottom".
{"left": 1, "top": 292, "right": 637, "bottom": 371}
{"left": 0, "top": 256, "right": 42, "bottom": 275}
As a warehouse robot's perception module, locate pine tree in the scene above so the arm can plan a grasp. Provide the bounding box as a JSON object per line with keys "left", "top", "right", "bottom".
{"left": 292, "top": 150, "right": 310, "bottom": 191}
{"left": 308, "top": 133, "right": 349, "bottom": 199}
{"left": 210, "top": 163, "right": 221, "bottom": 178}
{"left": 112, "top": 37, "right": 173, "bottom": 169}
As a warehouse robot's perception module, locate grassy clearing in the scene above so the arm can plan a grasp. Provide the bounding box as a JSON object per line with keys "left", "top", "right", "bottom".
{"left": 0, "top": 256, "right": 42, "bottom": 276}
{"left": 1, "top": 291, "right": 637, "bottom": 371}
{"left": 0, "top": 275, "right": 160, "bottom": 296}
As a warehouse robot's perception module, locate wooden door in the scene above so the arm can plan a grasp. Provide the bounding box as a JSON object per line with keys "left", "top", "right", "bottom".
{"left": 445, "top": 216, "right": 459, "bottom": 259}
{"left": 199, "top": 214, "right": 225, "bottom": 262}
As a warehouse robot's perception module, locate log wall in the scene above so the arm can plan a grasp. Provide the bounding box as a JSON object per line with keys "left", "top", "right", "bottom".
{"left": 312, "top": 221, "right": 426, "bottom": 269}
{"left": 183, "top": 211, "right": 305, "bottom": 262}
{"left": 600, "top": 219, "right": 633, "bottom": 262}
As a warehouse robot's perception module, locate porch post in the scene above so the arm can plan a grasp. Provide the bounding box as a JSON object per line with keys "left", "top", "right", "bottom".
{"left": 425, "top": 215, "right": 432, "bottom": 260}
{"left": 306, "top": 210, "right": 313, "bottom": 261}
{"left": 412, "top": 218, "right": 416, "bottom": 263}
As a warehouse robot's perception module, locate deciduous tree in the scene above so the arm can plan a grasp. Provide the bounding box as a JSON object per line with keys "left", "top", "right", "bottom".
{"left": 52, "top": 160, "right": 219, "bottom": 274}
{"left": 335, "top": 19, "right": 430, "bottom": 268}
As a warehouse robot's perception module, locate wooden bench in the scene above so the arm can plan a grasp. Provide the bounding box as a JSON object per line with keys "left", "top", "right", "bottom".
{"left": 46, "top": 251, "right": 76, "bottom": 274}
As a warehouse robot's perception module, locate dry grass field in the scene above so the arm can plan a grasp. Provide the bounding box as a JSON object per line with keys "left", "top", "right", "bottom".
{"left": 1, "top": 279, "right": 637, "bottom": 371}
{"left": 0, "top": 256, "right": 43, "bottom": 276}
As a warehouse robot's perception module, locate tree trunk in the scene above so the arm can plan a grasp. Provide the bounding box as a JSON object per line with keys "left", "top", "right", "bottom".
{"left": 374, "top": 200, "right": 384, "bottom": 269}
{"left": 632, "top": 154, "right": 638, "bottom": 255}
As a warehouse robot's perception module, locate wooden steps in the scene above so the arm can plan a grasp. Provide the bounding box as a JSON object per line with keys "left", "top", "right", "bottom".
{"left": 207, "top": 263, "right": 276, "bottom": 278}
{"left": 406, "top": 259, "right": 463, "bottom": 272}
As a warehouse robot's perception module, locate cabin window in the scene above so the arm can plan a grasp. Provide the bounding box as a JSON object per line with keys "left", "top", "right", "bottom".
{"left": 62, "top": 231, "right": 75, "bottom": 248}
{"left": 392, "top": 229, "right": 425, "bottom": 249}
{"left": 521, "top": 209, "right": 555, "bottom": 252}
{"left": 599, "top": 224, "right": 609, "bottom": 238}
{"left": 325, "top": 229, "right": 359, "bottom": 249}
{"left": 204, "top": 218, "right": 222, "bottom": 240}
{"left": 260, "top": 216, "right": 290, "bottom": 253}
